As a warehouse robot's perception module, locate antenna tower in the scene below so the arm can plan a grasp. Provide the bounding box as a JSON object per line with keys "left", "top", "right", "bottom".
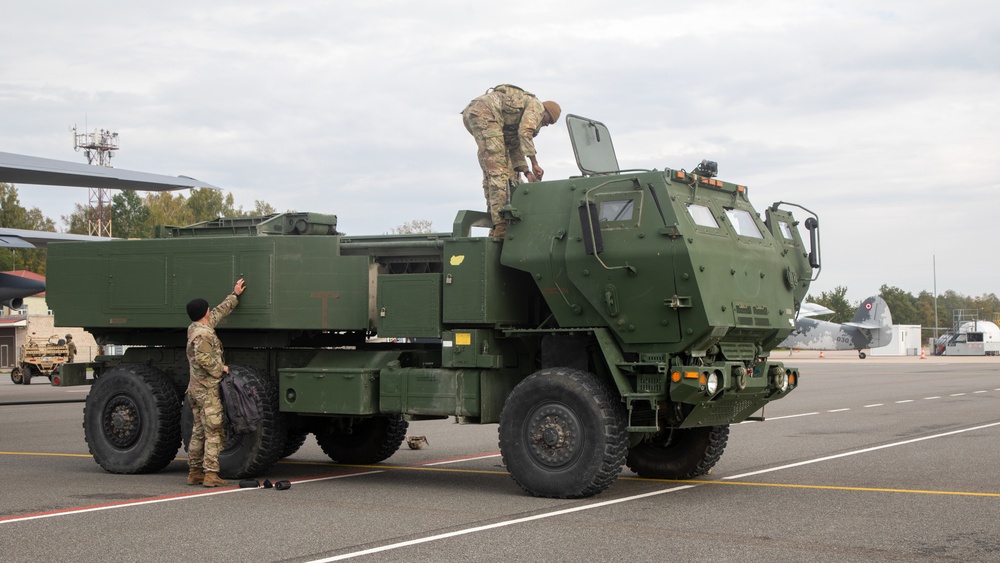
{"left": 72, "top": 125, "right": 119, "bottom": 237}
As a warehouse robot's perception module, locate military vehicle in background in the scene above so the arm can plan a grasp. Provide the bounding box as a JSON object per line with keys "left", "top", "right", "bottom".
{"left": 45, "top": 115, "right": 820, "bottom": 498}
{"left": 9, "top": 334, "right": 70, "bottom": 385}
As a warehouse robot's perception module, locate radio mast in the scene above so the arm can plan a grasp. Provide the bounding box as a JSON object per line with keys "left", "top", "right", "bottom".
{"left": 72, "top": 125, "right": 119, "bottom": 237}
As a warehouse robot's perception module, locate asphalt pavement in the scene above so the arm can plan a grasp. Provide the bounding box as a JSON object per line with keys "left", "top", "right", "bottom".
{"left": 2, "top": 354, "right": 998, "bottom": 562}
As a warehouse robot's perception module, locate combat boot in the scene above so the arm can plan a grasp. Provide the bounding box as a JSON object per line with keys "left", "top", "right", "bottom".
{"left": 202, "top": 472, "right": 228, "bottom": 488}
{"left": 187, "top": 468, "right": 204, "bottom": 486}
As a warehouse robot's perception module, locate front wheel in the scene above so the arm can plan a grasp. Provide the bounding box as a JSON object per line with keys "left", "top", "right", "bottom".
{"left": 22, "top": 365, "right": 35, "bottom": 385}
{"left": 83, "top": 364, "right": 182, "bottom": 474}
{"left": 626, "top": 425, "right": 730, "bottom": 479}
{"left": 10, "top": 367, "right": 23, "bottom": 385}
{"left": 182, "top": 365, "right": 286, "bottom": 479}
{"left": 498, "top": 367, "right": 627, "bottom": 499}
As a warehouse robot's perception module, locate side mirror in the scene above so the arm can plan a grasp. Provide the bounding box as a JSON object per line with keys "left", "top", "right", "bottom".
{"left": 804, "top": 217, "right": 820, "bottom": 269}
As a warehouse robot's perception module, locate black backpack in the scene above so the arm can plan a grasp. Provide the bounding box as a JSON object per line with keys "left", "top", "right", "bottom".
{"left": 220, "top": 373, "right": 261, "bottom": 434}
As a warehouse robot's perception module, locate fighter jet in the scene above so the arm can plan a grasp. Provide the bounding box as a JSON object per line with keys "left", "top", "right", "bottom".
{"left": 0, "top": 150, "right": 216, "bottom": 306}
{"left": 781, "top": 296, "right": 893, "bottom": 359}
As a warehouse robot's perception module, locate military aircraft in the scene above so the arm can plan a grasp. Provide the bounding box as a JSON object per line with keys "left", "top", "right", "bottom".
{"left": 0, "top": 150, "right": 216, "bottom": 307}
{"left": 781, "top": 296, "right": 893, "bottom": 359}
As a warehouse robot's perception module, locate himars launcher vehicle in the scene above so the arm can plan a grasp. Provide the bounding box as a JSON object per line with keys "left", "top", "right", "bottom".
{"left": 46, "top": 116, "right": 820, "bottom": 498}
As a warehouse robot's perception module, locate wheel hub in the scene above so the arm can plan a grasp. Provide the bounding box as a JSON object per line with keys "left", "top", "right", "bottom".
{"left": 527, "top": 405, "right": 580, "bottom": 467}
{"left": 103, "top": 396, "right": 141, "bottom": 448}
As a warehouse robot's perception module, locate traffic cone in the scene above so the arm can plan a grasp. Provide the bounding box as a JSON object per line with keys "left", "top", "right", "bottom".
{"left": 819, "top": 350, "right": 825, "bottom": 359}
{"left": 920, "top": 347, "right": 926, "bottom": 360}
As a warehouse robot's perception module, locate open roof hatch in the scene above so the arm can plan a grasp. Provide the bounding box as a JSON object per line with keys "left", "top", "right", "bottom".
{"left": 566, "top": 114, "right": 619, "bottom": 176}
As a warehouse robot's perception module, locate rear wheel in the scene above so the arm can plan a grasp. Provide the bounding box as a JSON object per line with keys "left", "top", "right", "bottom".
{"left": 316, "top": 415, "right": 408, "bottom": 464}
{"left": 10, "top": 366, "right": 23, "bottom": 385}
{"left": 626, "top": 425, "right": 730, "bottom": 479}
{"left": 83, "top": 364, "right": 181, "bottom": 474}
{"left": 281, "top": 430, "right": 309, "bottom": 459}
{"left": 182, "top": 365, "right": 285, "bottom": 479}
{"left": 499, "top": 367, "right": 627, "bottom": 498}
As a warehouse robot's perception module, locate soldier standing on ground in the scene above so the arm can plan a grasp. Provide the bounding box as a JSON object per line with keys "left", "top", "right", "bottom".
{"left": 65, "top": 334, "right": 76, "bottom": 363}
{"left": 462, "top": 85, "right": 560, "bottom": 237}
{"left": 185, "top": 278, "right": 246, "bottom": 487}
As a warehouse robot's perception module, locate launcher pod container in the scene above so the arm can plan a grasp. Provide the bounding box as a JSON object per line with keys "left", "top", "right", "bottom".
{"left": 47, "top": 116, "right": 820, "bottom": 498}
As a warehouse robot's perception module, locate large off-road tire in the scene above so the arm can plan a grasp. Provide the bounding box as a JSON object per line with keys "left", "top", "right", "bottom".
{"left": 626, "top": 425, "right": 730, "bottom": 479}
{"left": 10, "top": 366, "right": 23, "bottom": 385}
{"left": 83, "top": 364, "right": 182, "bottom": 474}
{"left": 281, "top": 430, "right": 309, "bottom": 459}
{"left": 22, "top": 365, "right": 36, "bottom": 385}
{"left": 316, "top": 415, "right": 408, "bottom": 464}
{"left": 182, "top": 365, "right": 285, "bottom": 479}
{"left": 498, "top": 367, "right": 628, "bottom": 499}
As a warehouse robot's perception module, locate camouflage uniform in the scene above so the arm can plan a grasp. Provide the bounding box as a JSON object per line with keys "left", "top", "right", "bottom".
{"left": 66, "top": 338, "right": 76, "bottom": 363}
{"left": 186, "top": 294, "right": 238, "bottom": 474}
{"left": 462, "top": 85, "right": 547, "bottom": 237}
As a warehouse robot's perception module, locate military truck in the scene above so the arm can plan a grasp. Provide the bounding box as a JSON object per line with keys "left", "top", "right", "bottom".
{"left": 46, "top": 116, "right": 819, "bottom": 498}
{"left": 10, "top": 334, "right": 70, "bottom": 385}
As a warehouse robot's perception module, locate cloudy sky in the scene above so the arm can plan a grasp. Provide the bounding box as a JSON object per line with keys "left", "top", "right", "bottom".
{"left": 2, "top": 1, "right": 998, "bottom": 302}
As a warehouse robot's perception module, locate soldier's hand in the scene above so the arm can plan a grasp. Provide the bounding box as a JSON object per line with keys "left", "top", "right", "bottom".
{"left": 234, "top": 278, "right": 246, "bottom": 296}
{"left": 525, "top": 172, "right": 537, "bottom": 183}
{"left": 532, "top": 163, "right": 544, "bottom": 180}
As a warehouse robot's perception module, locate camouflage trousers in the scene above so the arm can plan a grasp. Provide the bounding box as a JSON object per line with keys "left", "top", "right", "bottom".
{"left": 188, "top": 385, "right": 226, "bottom": 473}
{"left": 462, "top": 98, "right": 521, "bottom": 237}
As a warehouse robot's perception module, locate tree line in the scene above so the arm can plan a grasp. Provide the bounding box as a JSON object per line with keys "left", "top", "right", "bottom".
{"left": 808, "top": 285, "right": 999, "bottom": 335}
{"left": 1, "top": 182, "right": 276, "bottom": 274}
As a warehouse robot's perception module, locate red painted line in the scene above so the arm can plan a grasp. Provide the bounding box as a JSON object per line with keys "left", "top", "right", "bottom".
{"left": 0, "top": 467, "right": 372, "bottom": 525}
{"left": 2, "top": 453, "right": 504, "bottom": 524}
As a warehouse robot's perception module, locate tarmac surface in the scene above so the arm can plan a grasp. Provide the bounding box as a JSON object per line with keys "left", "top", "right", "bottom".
{"left": 2, "top": 352, "right": 998, "bottom": 562}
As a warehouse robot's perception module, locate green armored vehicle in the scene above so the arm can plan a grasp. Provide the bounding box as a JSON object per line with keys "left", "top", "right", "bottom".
{"left": 47, "top": 116, "right": 820, "bottom": 498}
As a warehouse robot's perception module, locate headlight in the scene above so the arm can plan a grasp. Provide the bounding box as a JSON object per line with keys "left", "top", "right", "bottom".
{"left": 706, "top": 372, "right": 719, "bottom": 395}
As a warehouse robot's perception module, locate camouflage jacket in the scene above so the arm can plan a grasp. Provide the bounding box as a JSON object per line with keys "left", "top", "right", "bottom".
{"left": 489, "top": 84, "right": 546, "bottom": 166}
{"left": 186, "top": 294, "right": 238, "bottom": 392}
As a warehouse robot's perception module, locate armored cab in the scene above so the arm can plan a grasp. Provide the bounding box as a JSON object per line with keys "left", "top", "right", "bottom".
{"left": 46, "top": 115, "right": 819, "bottom": 498}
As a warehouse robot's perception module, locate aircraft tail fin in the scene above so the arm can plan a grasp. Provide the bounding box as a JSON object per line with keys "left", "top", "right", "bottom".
{"left": 843, "top": 296, "right": 894, "bottom": 346}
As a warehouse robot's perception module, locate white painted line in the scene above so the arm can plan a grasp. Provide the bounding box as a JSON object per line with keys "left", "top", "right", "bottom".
{"left": 827, "top": 408, "right": 850, "bottom": 413}
{"left": 950, "top": 393, "right": 966, "bottom": 397}
{"left": 66, "top": 389, "right": 90, "bottom": 393}
{"left": 925, "top": 397, "right": 940, "bottom": 400}
{"left": 762, "top": 412, "right": 819, "bottom": 421}
{"left": 864, "top": 404, "right": 884, "bottom": 408}
{"left": 307, "top": 484, "right": 698, "bottom": 562}
{"left": 423, "top": 454, "right": 502, "bottom": 467}
{"left": 310, "top": 420, "right": 1000, "bottom": 562}
{"left": 1, "top": 486, "right": 252, "bottom": 524}
{"left": 895, "top": 400, "right": 914, "bottom": 404}
{"left": 973, "top": 391, "right": 987, "bottom": 394}
{"left": 0, "top": 470, "right": 382, "bottom": 525}
{"left": 724, "top": 421, "right": 1000, "bottom": 480}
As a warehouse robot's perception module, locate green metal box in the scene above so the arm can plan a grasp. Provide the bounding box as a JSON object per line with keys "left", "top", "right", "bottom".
{"left": 442, "top": 239, "right": 532, "bottom": 325}
{"left": 379, "top": 364, "right": 481, "bottom": 418}
{"left": 279, "top": 350, "right": 398, "bottom": 415}
{"left": 376, "top": 273, "right": 442, "bottom": 338}
{"left": 47, "top": 236, "right": 372, "bottom": 332}
{"left": 440, "top": 329, "right": 503, "bottom": 368}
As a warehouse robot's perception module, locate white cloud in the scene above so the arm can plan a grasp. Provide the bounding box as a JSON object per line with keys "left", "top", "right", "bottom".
{"left": 2, "top": 0, "right": 999, "bottom": 300}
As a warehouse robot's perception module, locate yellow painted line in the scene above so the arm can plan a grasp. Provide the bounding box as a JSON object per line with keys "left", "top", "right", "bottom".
{"left": 620, "top": 477, "right": 1000, "bottom": 498}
